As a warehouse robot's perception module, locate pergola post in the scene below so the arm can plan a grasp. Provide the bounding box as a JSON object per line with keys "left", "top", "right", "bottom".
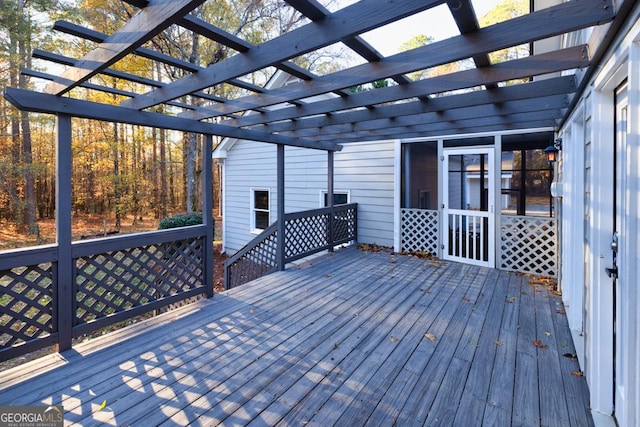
{"left": 276, "top": 144, "right": 285, "bottom": 271}
{"left": 327, "top": 150, "right": 335, "bottom": 253}
{"left": 203, "top": 134, "right": 214, "bottom": 297}
{"left": 56, "top": 114, "right": 73, "bottom": 352}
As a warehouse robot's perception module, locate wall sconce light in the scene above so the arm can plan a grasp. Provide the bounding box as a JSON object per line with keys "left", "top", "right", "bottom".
{"left": 545, "top": 137, "right": 562, "bottom": 163}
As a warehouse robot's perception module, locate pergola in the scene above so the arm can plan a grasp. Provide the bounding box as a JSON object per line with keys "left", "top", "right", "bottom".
{"left": 3, "top": 0, "right": 625, "bottom": 148}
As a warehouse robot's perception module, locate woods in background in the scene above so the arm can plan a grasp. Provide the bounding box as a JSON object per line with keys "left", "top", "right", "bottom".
{"left": 0, "top": 0, "right": 343, "bottom": 247}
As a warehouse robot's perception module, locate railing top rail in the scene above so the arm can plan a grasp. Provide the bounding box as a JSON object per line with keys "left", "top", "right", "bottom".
{"left": 72, "top": 225, "right": 208, "bottom": 258}
{"left": 500, "top": 214, "right": 555, "bottom": 221}
{"left": 224, "top": 222, "right": 278, "bottom": 268}
{"left": 0, "top": 245, "right": 58, "bottom": 270}
{"left": 284, "top": 202, "right": 357, "bottom": 221}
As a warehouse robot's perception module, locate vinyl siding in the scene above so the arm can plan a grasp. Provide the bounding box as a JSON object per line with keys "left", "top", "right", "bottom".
{"left": 222, "top": 139, "right": 396, "bottom": 253}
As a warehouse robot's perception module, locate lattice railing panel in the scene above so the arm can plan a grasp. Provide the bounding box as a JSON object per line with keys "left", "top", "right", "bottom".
{"left": 500, "top": 215, "right": 557, "bottom": 277}
{"left": 75, "top": 237, "right": 205, "bottom": 323}
{"left": 226, "top": 227, "right": 278, "bottom": 290}
{"left": 333, "top": 206, "right": 357, "bottom": 243}
{"left": 226, "top": 204, "right": 357, "bottom": 289}
{"left": 401, "top": 209, "right": 439, "bottom": 255}
{"left": 285, "top": 213, "right": 329, "bottom": 258}
{"left": 0, "top": 263, "right": 54, "bottom": 349}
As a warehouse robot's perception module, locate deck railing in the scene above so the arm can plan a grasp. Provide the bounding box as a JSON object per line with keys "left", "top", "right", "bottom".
{"left": 0, "top": 225, "right": 212, "bottom": 362}
{"left": 225, "top": 203, "right": 358, "bottom": 290}
{"left": 499, "top": 215, "right": 558, "bottom": 277}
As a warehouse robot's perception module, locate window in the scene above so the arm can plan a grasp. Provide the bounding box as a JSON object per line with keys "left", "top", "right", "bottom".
{"left": 322, "top": 191, "right": 349, "bottom": 207}
{"left": 251, "top": 189, "right": 270, "bottom": 232}
{"left": 501, "top": 149, "right": 553, "bottom": 217}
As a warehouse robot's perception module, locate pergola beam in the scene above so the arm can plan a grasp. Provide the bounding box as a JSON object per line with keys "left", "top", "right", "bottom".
{"left": 182, "top": 0, "right": 611, "bottom": 119}
{"left": 181, "top": 0, "right": 613, "bottom": 119}
{"left": 282, "top": 95, "right": 568, "bottom": 139}
{"left": 327, "top": 117, "right": 560, "bottom": 144}
{"left": 4, "top": 88, "right": 340, "bottom": 151}
{"left": 447, "top": 0, "right": 495, "bottom": 89}
{"left": 284, "top": 0, "right": 412, "bottom": 85}
{"left": 44, "top": 0, "right": 206, "bottom": 96}
{"left": 245, "top": 76, "right": 576, "bottom": 133}
{"left": 226, "top": 46, "right": 588, "bottom": 128}
{"left": 121, "top": 0, "right": 447, "bottom": 110}
{"left": 51, "top": 20, "right": 265, "bottom": 98}
{"left": 308, "top": 108, "right": 563, "bottom": 142}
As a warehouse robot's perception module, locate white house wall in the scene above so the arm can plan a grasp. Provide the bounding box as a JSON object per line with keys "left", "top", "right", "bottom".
{"left": 559, "top": 5, "right": 640, "bottom": 426}
{"left": 221, "top": 139, "right": 396, "bottom": 254}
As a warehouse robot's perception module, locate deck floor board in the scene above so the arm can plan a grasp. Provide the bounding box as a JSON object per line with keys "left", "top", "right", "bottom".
{"left": 0, "top": 248, "right": 593, "bottom": 426}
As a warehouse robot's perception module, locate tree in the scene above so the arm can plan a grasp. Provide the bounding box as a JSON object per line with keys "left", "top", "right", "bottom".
{"left": 479, "top": 0, "right": 529, "bottom": 65}
{"left": 0, "top": 0, "right": 72, "bottom": 234}
{"left": 398, "top": 33, "right": 469, "bottom": 83}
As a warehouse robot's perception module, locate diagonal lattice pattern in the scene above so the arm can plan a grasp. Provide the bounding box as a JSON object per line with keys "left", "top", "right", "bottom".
{"left": 285, "top": 213, "right": 329, "bottom": 258}
{"left": 75, "top": 237, "right": 205, "bottom": 324}
{"left": 500, "top": 215, "right": 557, "bottom": 277}
{"left": 227, "top": 205, "right": 357, "bottom": 289}
{"left": 0, "top": 263, "right": 54, "bottom": 349}
{"left": 227, "top": 229, "right": 278, "bottom": 290}
{"left": 401, "top": 209, "right": 439, "bottom": 255}
{"left": 334, "top": 207, "right": 356, "bottom": 243}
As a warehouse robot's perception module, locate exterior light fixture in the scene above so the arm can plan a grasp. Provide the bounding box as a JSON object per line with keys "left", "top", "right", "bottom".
{"left": 545, "top": 138, "right": 562, "bottom": 163}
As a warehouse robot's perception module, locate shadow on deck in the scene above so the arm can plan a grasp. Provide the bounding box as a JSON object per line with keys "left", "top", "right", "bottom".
{"left": 0, "top": 247, "right": 592, "bottom": 426}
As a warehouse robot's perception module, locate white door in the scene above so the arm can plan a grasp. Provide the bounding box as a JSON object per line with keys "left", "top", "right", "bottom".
{"left": 442, "top": 147, "right": 495, "bottom": 267}
{"left": 612, "top": 81, "right": 629, "bottom": 424}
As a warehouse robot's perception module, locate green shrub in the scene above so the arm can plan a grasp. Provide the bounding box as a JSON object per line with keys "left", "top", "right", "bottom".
{"left": 158, "top": 212, "right": 204, "bottom": 230}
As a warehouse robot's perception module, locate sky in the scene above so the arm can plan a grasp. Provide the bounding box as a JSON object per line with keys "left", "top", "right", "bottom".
{"left": 357, "top": 0, "right": 506, "bottom": 56}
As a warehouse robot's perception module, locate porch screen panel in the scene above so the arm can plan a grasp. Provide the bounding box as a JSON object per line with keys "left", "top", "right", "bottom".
{"left": 401, "top": 142, "right": 439, "bottom": 254}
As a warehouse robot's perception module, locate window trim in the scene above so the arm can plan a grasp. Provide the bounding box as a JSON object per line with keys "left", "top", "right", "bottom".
{"left": 250, "top": 188, "right": 270, "bottom": 234}
{"left": 320, "top": 190, "right": 350, "bottom": 207}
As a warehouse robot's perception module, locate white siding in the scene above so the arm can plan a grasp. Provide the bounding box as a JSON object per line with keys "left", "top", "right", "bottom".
{"left": 557, "top": 5, "right": 640, "bottom": 426}
{"left": 222, "top": 139, "right": 396, "bottom": 253}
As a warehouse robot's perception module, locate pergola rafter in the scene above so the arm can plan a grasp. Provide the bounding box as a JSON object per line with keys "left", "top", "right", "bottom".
{"left": 243, "top": 76, "right": 576, "bottom": 134}
{"left": 119, "top": 0, "right": 447, "bottom": 110}
{"left": 181, "top": 0, "right": 606, "bottom": 120}
{"left": 44, "top": 0, "right": 207, "bottom": 96}
{"left": 5, "top": 0, "right": 622, "bottom": 148}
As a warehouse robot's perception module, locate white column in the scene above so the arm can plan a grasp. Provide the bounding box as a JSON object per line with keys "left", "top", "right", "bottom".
{"left": 586, "top": 88, "right": 615, "bottom": 417}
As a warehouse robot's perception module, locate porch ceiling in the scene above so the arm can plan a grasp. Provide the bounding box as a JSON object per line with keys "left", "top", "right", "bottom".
{"left": 3, "top": 0, "right": 626, "bottom": 151}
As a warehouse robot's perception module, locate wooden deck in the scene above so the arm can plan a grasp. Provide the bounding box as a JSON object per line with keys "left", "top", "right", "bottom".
{"left": 0, "top": 247, "right": 592, "bottom": 426}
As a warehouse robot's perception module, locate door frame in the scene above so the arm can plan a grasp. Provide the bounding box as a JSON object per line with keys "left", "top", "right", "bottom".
{"left": 441, "top": 146, "right": 495, "bottom": 268}
{"left": 613, "top": 80, "right": 629, "bottom": 425}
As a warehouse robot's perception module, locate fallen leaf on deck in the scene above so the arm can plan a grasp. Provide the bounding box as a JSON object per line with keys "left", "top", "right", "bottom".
{"left": 563, "top": 353, "right": 578, "bottom": 360}
{"left": 544, "top": 331, "right": 552, "bottom": 336}
{"left": 390, "top": 336, "right": 399, "bottom": 343}
{"left": 325, "top": 274, "right": 332, "bottom": 278}
{"left": 556, "top": 309, "right": 566, "bottom": 315}
{"left": 493, "top": 340, "right": 503, "bottom": 346}
{"left": 571, "top": 370, "right": 584, "bottom": 377}
{"left": 425, "top": 333, "right": 437, "bottom": 342}
{"left": 95, "top": 400, "right": 107, "bottom": 413}
{"left": 462, "top": 297, "right": 471, "bottom": 303}
{"left": 469, "top": 341, "right": 479, "bottom": 347}
{"left": 533, "top": 339, "right": 548, "bottom": 349}
{"left": 334, "top": 342, "right": 339, "bottom": 349}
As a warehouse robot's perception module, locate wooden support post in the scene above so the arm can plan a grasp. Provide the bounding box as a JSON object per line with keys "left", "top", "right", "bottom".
{"left": 328, "top": 150, "right": 335, "bottom": 252}
{"left": 277, "top": 144, "right": 285, "bottom": 271}
{"left": 203, "top": 134, "right": 215, "bottom": 297}
{"left": 56, "top": 114, "right": 73, "bottom": 352}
